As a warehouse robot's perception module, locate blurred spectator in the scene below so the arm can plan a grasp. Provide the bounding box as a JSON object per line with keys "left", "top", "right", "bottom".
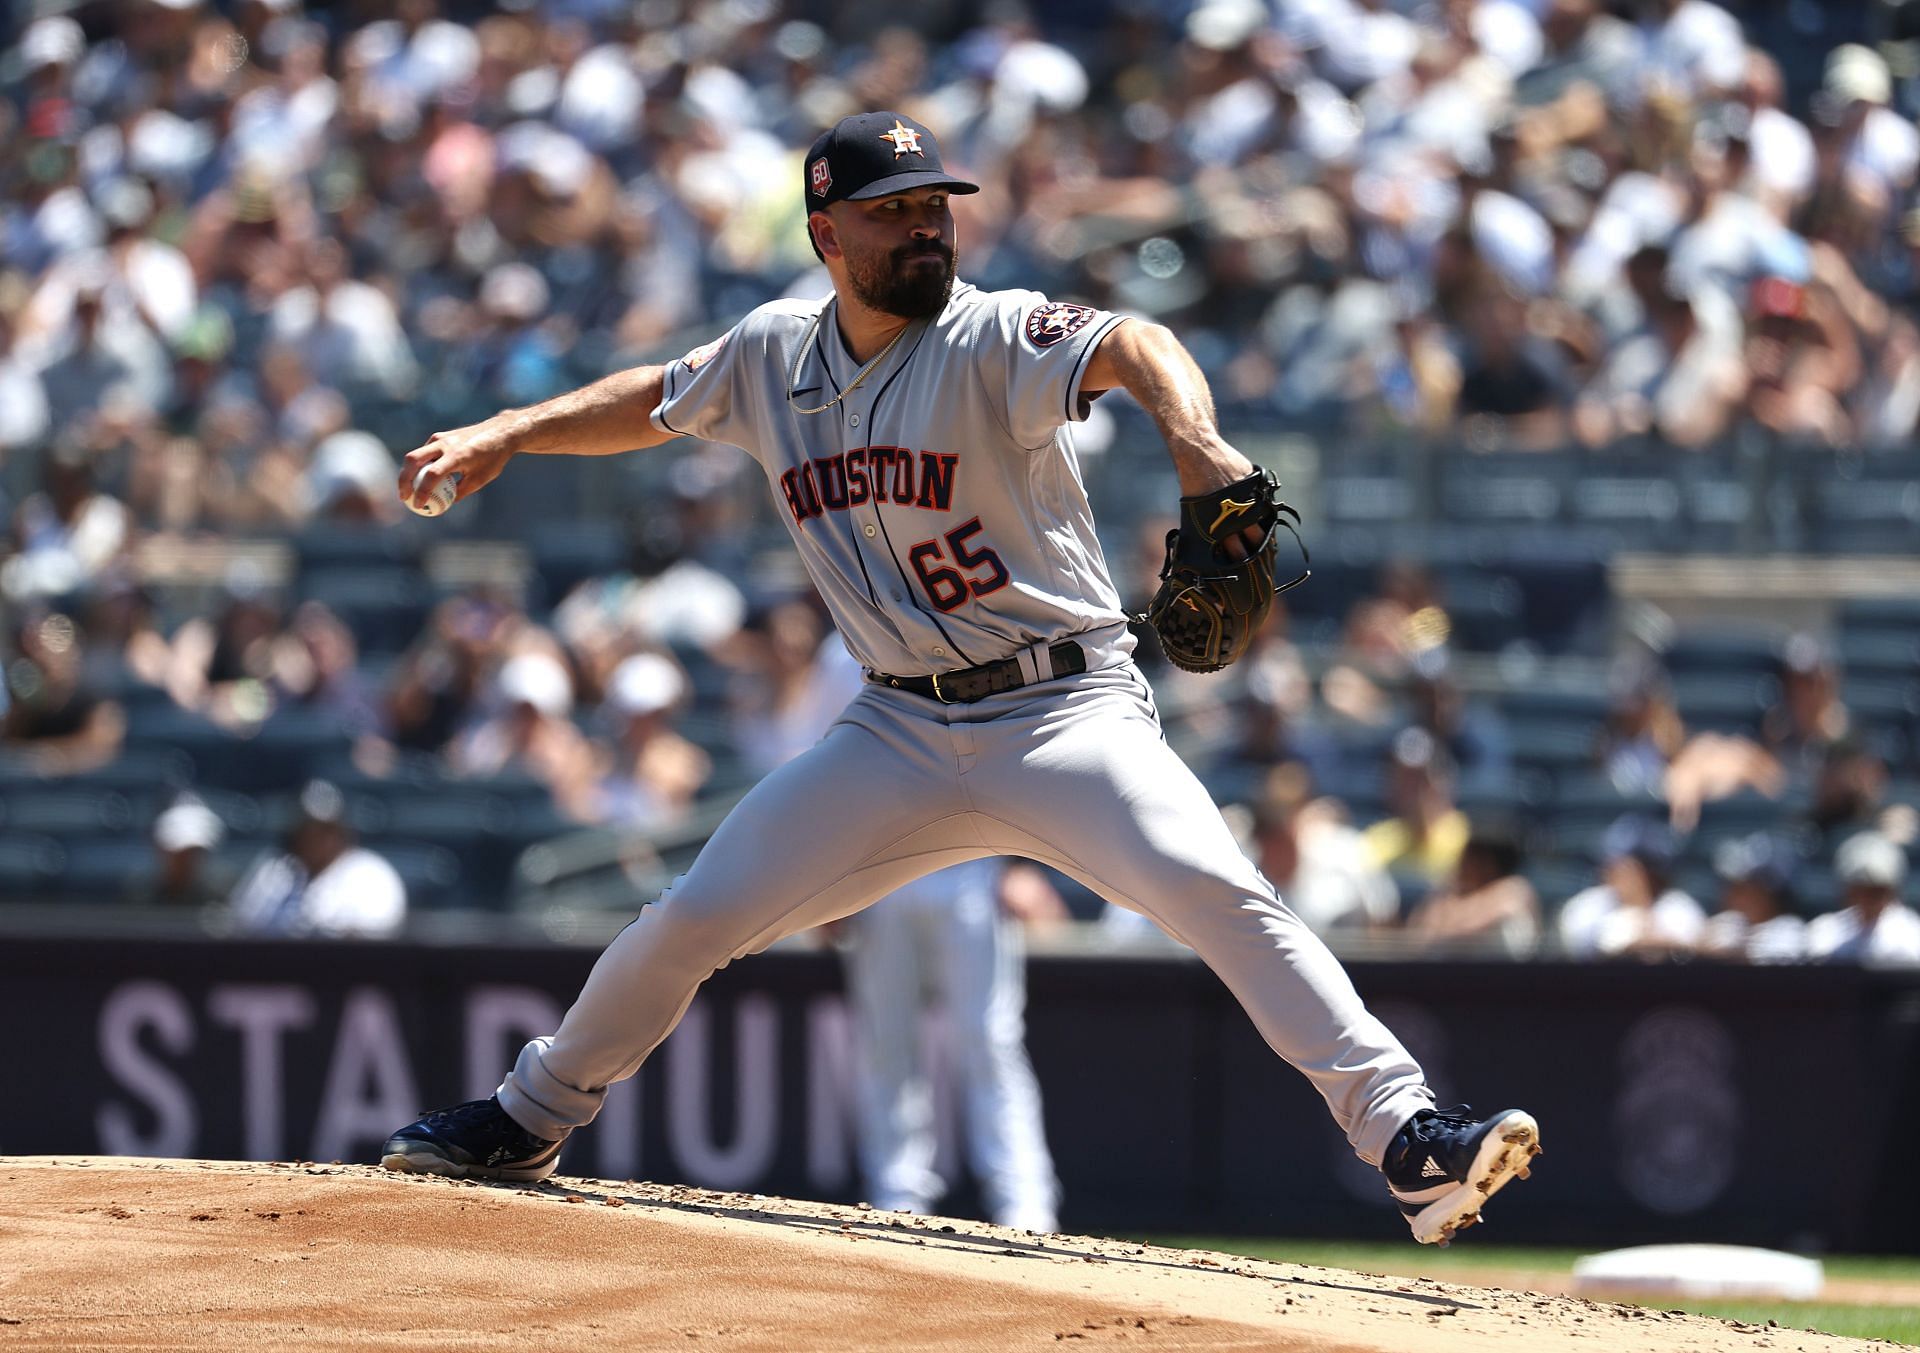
{"left": 1573, "top": 282, "right": 1746, "bottom": 448}
{"left": 1, "top": 0, "right": 1916, "bottom": 497}
{"left": 1453, "top": 287, "right": 1575, "bottom": 448}
{"left": 1797, "top": 738, "right": 1902, "bottom": 860}
{"left": 33, "top": 264, "right": 172, "bottom": 434}
{"left": 269, "top": 238, "right": 418, "bottom": 402}
{"left": 1742, "top": 273, "right": 1858, "bottom": 446}
{"left": 450, "top": 647, "right": 600, "bottom": 822}
{"left": 1211, "top": 617, "right": 1343, "bottom": 796}
{"left": 2, "top": 444, "right": 132, "bottom": 601}
{"left": 1805, "top": 831, "right": 1920, "bottom": 965}
{"left": 384, "top": 592, "right": 516, "bottom": 755}
{"left": 1406, "top": 826, "right": 1542, "bottom": 956}
{"left": 1406, "top": 660, "right": 1513, "bottom": 796}
{"left": 1600, "top": 655, "right": 1783, "bottom": 831}
{"left": 1323, "top": 561, "right": 1449, "bottom": 724}
{"left": 1362, "top": 727, "right": 1470, "bottom": 900}
{"left": 303, "top": 429, "right": 403, "bottom": 524}
{"left": 1558, "top": 815, "right": 1706, "bottom": 959}
{"left": 78, "top": 574, "right": 171, "bottom": 697}
{"left": 731, "top": 598, "right": 855, "bottom": 776}
{"left": 164, "top": 564, "right": 288, "bottom": 728}
{"left": 0, "top": 283, "right": 51, "bottom": 456}
{"left": 1250, "top": 769, "right": 1398, "bottom": 936}
{"left": 0, "top": 608, "right": 125, "bottom": 774}
{"left": 228, "top": 778, "right": 406, "bottom": 938}
{"left": 592, "top": 651, "right": 709, "bottom": 832}
{"left": 1597, "top": 657, "right": 1686, "bottom": 795}
{"left": 1820, "top": 44, "right": 1919, "bottom": 200}
{"left": 1701, "top": 831, "right": 1806, "bottom": 963}
{"left": 273, "top": 600, "right": 381, "bottom": 733}
{"left": 141, "top": 792, "right": 231, "bottom": 909}
{"left": 1761, "top": 633, "right": 1852, "bottom": 777}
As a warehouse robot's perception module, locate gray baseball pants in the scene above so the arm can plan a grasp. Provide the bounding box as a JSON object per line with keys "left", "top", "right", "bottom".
{"left": 498, "top": 649, "right": 1434, "bottom": 1166}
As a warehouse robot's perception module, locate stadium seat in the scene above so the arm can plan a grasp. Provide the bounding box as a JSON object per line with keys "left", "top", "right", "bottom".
{"left": 46, "top": 835, "right": 159, "bottom": 903}
{"left": 1505, "top": 717, "right": 1599, "bottom": 780}
{"left": 1438, "top": 571, "right": 1526, "bottom": 652}
{"left": 292, "top": 523, "right": 424, "bottom": 573}
{"left": 1807, "top": 479, "right": 1920, "bottom": 553}
{"left": 1498, "top": 686, "right": 1612, "bottom": 723}
{"left": 0, "top": 744, "right": 192, "bottom": 796}
{"left": 1837, "top": 597, "right": 1920, "bottom": 635}
{"left": 1837, "top": 629, "right": 1920, "bottom": 678}
{"left": 1662, "top": 627, "right": 1789, "bottom": 678}
{"left": 0, "top": 785, "right": 148, "bottom": 836}
{"left": 1683, "top": 478, "right": 1761, "bottom": 552}
{"left": 0, "top": 834, "right": 65, "bottom": 898}
{"left": 1440, "top": 468, "right": 1564, "bottom": 525}
{"left": 372, "top": 841, "right": 464, "bottom": 911}
{"left": 523, "top": 519, "right": 631, "bottom": 608}
{"left": 1320, "top": 475, "right": 1418, "bottom": 526}
{"left": 1568, "top": 476, "right": 1684, "bottom": 551}
{"left": 1669, "top": 672, "right": 1770, "bottom": 734}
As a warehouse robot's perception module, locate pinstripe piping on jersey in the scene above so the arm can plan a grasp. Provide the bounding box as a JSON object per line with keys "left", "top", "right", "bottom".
{"left": 863, "top": 318, "right": 977, "bottom": 667}
{"left": 1063, "top": 313, "right": 1128, "bottom": 425}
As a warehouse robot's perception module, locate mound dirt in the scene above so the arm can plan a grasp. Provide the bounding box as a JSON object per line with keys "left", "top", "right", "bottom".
{"left": 0, "top": 1157, "right": 1880, "bottom": 1351}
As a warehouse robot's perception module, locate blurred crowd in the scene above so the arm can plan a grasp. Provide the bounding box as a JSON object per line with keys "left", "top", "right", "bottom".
{"left": 5, "top": 0, "right": 1920, "bottom": 534}
{"left": 3, "top": 0, "right": 1919, "bottom": 960}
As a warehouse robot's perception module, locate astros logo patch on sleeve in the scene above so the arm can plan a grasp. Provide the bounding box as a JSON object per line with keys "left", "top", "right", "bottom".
{"left": 681, "top": 333, "right": 729, "bottom": 370}
{"left": 1024, "top": 302, "right": 1095, "bottom": 349}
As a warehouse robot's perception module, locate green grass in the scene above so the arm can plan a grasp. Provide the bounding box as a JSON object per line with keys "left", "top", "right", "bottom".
{"left": 1671, "top": 1302, "right": 1920, "bottom": 1344}
{"left": 1134, "top": 1237, "right": 1920, "bottom": 1346}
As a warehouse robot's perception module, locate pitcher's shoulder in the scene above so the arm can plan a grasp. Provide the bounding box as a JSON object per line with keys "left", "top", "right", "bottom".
{"left": 739, "top": 294, "right": 833, "bottom": 337}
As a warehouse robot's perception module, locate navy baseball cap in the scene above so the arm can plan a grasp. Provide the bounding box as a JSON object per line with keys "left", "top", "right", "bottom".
{"left": 803, "top": 111, "right": 979, "bottom": 209}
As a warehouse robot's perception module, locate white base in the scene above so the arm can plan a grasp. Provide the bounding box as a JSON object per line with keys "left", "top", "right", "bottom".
{"left": 1572, "top": 1245, "right": 1825, "bottom": 1301}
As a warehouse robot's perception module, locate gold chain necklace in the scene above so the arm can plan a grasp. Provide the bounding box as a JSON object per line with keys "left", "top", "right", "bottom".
{"left": 786, "top": 302, "right": 913, "bottom": 416}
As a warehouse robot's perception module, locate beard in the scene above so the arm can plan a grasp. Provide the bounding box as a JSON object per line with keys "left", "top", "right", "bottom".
{"left": 845, "top": 237, "right": 957, "bottom": 318}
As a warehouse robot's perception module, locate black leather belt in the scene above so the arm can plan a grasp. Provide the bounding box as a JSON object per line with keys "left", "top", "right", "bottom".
{"left": 869, "top": 640, "right": 1088, "bottom": 704}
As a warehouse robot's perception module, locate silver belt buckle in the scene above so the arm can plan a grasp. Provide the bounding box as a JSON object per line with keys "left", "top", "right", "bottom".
{"left": 930, "top": 671, "right": 953, "bottom": 703}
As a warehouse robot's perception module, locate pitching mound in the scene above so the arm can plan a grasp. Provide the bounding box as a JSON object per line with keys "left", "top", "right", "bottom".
{"left": 0, "top": 1158, "right": 1876, "bottom": 1351}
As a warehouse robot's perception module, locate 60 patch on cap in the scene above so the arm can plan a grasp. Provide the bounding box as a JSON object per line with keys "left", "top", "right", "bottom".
{"left": 802, "top": 111, "right": 979, "bottom": 207}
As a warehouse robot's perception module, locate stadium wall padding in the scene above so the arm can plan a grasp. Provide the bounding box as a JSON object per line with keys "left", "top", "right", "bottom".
{"left": 7, "top": 936, "right": 1916, "bottom": 1252}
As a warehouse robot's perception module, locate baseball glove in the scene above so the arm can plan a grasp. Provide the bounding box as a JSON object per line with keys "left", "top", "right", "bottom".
{"left": 1141, "top": 466, "right": 1308, "bottom": 674}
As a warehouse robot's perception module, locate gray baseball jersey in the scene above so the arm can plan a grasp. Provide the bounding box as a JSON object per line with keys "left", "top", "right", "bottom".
{"left": 651, "top": 282, "right": 1129, "bottom": 676}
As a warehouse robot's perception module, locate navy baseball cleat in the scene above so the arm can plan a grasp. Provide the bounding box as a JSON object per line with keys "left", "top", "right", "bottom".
{"left": 1383, "top": 1106, "right": 1541, "bottom": 1245}
{"left": 380, "top": 1097, "right": 567, "bottom": 1182}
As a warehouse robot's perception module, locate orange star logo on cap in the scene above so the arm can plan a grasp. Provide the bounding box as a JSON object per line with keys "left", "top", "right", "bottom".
{"left": 878, "top": 119, "right": 924, "bottom": 158}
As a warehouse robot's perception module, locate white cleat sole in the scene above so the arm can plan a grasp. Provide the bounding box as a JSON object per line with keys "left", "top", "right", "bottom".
{"left": 379, "top": 1141, "right": 562, "bottom": 1184}
{"left": 1408, "top": 1110, "right": 1542, "bottom": 1246}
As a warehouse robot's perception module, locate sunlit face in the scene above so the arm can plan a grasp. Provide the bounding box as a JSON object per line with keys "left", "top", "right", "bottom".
{"left": 815, "top": 187, "right": 957, "bottom": 319}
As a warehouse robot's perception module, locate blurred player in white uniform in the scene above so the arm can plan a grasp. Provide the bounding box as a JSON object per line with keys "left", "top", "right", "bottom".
{"left": 762, "top": 635, "right": 1061, "bottom": 1232}
{"left": 845, "top": 857, "right": 1062, "bottom": 1233}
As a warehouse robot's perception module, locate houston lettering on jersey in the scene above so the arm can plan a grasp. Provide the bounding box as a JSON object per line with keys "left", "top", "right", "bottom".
{"left": 780, "top": 447, "right": 958, "bottom": 525}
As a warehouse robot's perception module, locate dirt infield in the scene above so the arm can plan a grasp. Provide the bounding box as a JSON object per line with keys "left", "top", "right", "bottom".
{"left": 0, "top": 1158, "right": 1882, "bottom": 1351}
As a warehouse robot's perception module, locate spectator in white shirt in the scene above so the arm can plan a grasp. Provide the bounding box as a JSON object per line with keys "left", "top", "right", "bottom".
{"left": 1807, "top": 831, "right": 1920, "bottom": 965}
{"left": 1558, "top": 815, "right": 1707, "bottom": 959}
{"left": 1702, "top": 832, "right": 1806, "bottom": 963}
{"left": 228, "top": 779, "right": 407, "bottom": 938}
{"left": 1820, "top": 44, "right": 1920, "bottom": 199}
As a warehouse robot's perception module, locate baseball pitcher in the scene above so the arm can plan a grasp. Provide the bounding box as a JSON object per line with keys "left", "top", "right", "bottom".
{"left": 381, "top": 112, "right": 1539, "bottom": 1245}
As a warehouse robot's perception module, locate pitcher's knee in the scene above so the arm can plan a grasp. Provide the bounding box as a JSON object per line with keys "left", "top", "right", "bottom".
{"left": 628, "top": 884, "right": 767, "bottom": 971}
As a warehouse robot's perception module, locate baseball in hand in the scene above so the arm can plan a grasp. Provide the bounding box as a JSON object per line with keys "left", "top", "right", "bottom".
{"left": 409, "top": 468, "right": 462, "bottom": 517}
